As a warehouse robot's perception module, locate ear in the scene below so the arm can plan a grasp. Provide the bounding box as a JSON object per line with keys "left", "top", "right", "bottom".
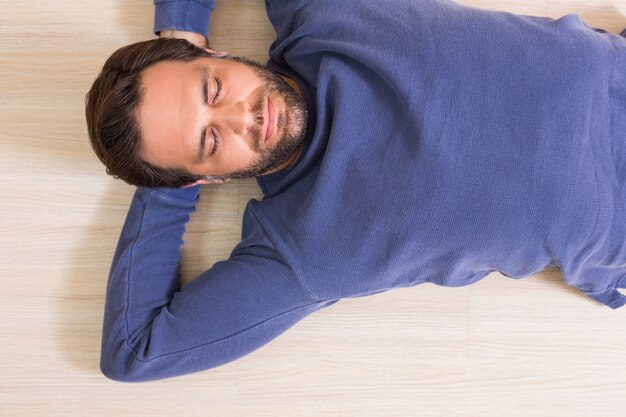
{"left": 182, "top": 177, "right": 231, "bottom": 187}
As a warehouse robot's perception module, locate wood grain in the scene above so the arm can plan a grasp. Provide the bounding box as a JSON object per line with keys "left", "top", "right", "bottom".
{"left": 0, "top": 1, "right": 624, "bottom": 416}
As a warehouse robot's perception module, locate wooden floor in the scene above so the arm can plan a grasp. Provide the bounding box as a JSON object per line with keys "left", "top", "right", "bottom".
{"left": 1, "top": 0, "right": 625, "bottom": 416}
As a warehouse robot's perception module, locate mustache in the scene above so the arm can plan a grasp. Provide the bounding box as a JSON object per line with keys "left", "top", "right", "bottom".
{"left": 251, "top": 89, "right": 269, "bottom": 147}
{"left": 252, "top": 93, "right": 264, "bottom": 131}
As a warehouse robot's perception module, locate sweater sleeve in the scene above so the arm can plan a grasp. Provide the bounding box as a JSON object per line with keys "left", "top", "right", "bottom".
{"left": 153, "top": 0, "right": 216, "bottom": 37}
{"left": 99, "top": 186, "right": 338, "bottom": 382}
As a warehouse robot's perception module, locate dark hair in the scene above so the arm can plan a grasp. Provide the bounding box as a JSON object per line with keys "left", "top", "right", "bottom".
{"left": 85, "top": 38, "right": 220, "bottom": 188}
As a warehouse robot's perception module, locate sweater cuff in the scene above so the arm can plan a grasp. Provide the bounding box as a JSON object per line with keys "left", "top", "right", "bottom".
{"left": 153, "top": 0, "right": 215, "bottom": 38}
{"left": 142, "top": 185, "right": 201, "bottom": 202}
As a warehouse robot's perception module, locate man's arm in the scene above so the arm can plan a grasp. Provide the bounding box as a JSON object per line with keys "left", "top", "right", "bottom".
{"left": 153, "top": 0, "right": 216, "bottom": 47}
{"left": 99, "top": 186, "right": 338, "bottom": 382}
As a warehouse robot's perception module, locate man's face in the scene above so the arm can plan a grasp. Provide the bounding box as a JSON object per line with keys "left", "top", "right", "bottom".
{"left": 137, "top": 53, "right": 308, "bottom": 183}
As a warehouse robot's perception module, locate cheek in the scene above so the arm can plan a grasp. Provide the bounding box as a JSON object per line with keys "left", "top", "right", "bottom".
{"left": 221, "top": 137, "right": 258, "bottom": 167}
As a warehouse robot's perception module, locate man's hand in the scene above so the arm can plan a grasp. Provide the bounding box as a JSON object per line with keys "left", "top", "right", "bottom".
{"left": 159, "top": 29, "right": 208, "bottom": 48}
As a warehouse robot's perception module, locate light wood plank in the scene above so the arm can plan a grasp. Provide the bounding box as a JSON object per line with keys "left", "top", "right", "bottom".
{"left": 1, "top": 1, "right": 624, "bottom": 416}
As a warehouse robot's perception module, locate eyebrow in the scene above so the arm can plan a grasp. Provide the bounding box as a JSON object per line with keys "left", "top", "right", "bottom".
{"left": 194, "top": 68, "right": 209, "bottom": 165}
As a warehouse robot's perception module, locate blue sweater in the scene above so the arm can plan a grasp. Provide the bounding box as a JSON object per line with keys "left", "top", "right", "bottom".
{"left": 100, "top": 0, "right": 626, "bottom": 382}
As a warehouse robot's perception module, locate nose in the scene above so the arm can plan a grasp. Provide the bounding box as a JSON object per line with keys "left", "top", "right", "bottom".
{"left": 209, "top": 100, "right": 254, "bottom": 136}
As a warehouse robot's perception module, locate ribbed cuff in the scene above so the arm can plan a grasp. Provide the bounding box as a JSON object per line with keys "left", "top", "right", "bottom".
{"left": 146, "top": 185, "right": 201, "bottom": 202}
{"left": 153, "top": 0, "right": 215, "bottom": 37}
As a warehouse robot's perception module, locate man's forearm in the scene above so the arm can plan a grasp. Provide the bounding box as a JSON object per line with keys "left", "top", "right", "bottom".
{"left": 153, "top": 0, "right": 216, "bottom": 38}
{"left": 100, "top": 186, "right": 200, "bottom": 379}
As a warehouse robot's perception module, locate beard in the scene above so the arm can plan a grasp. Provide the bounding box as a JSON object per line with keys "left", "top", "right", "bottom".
{"left": 201, "top": 54, "right": 309, "bottom": 182}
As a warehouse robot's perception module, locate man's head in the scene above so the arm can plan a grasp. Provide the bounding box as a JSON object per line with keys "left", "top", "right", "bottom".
{"left": 85, "top": 38, "right": 308, "bottom": 188}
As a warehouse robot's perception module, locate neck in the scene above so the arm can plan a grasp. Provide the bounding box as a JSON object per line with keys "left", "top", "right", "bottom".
{"left": 261, "top": 141, "right": 304, "bottom": 175}
{"left": 280, "top": 74, "right": 302, "bottom": 97}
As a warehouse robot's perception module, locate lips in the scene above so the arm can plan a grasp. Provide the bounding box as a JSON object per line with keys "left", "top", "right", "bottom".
{"left": 264, "top": 96, "right": 276, "bottom": 143}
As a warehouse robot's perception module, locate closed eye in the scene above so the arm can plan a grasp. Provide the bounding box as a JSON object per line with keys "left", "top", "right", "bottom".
{"left": 214, "top": 77, "right": 222, "bottom": 103}
{"left": 209, "top": 78, "right": 223, "bottom": 154}
{"left": 210, "top": 128, "right": 219, "bottom": 155}
{"left": 196, "top": 71, "right": 223, "bottom": 163}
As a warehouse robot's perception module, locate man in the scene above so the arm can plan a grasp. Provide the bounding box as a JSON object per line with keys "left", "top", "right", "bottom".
{"left": 85, "top": 0, "right": 626, "bottom": 382}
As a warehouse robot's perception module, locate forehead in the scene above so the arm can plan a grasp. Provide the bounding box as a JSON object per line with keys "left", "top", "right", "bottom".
{"left": 142, "top": 58, "right": 204, "bottom": 84}
{"left": 140, "top": 59, "right": 203, "bottom": 103}
{"left": 136, "top": 61, "right": 195, "bottom": 167}
{"left": 139, "top": 60, "right": 201, "bottom": 115}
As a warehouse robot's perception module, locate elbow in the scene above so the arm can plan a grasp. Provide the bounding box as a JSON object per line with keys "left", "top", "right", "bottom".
{"left": 99, "top": 337, "right": 195, "bottom": 382}
{"left": 99, "top": 323, "right": 167, "bottom": 382}
{"left": 100, "top": 354, "right": 148, "bottom": 383}
{"left": 99, "top": 343, "right": 159, "bottom": 383}
{"left": 100, "top": 364, "right": 141, "bottom": 383}
{"left": 100, "top": 363, "right": 132, "bottom": 383}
